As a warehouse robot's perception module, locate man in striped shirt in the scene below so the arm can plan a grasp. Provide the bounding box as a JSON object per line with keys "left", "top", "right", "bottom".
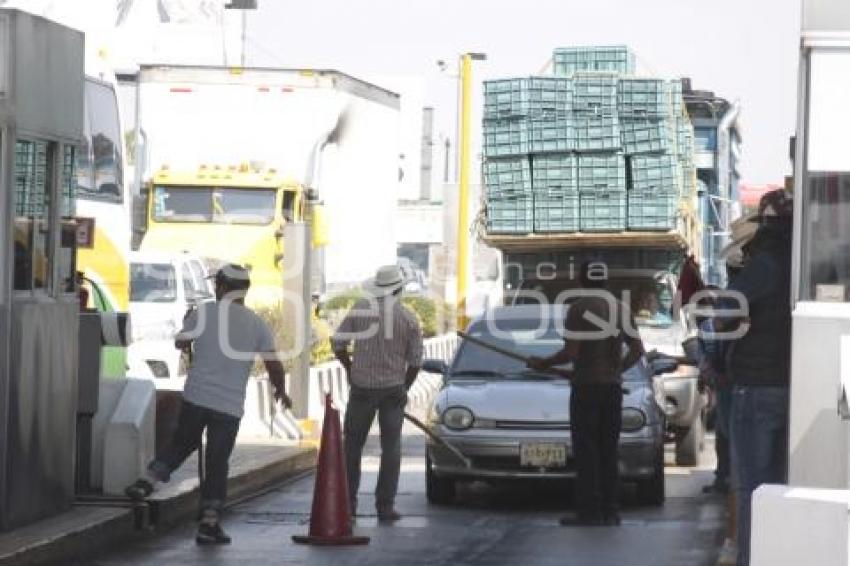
{"left": 332, "top": 265, "right": 423, "bottom": 522}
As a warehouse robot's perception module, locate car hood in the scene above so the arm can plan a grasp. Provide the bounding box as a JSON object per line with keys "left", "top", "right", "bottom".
{"left": 441, "top": 378, "right": 654, "bottom": 423}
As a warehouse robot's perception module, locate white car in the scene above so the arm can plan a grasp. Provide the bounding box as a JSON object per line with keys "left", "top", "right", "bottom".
{"left": 127, "top": 251, "right": 214, "bottom": 380}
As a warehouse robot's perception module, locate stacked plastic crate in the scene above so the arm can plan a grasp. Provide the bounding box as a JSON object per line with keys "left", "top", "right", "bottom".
{"left": 618, "top": 78, "right": 679, "bottom": 230}
{"left": 482, "top": 46, "right": 696, "bottom": 236}
{"left": 483, "top": 79, "right": 533, "bottom": 233}
{"left": 571, "top": 72, "right": 626, "bottom": 231}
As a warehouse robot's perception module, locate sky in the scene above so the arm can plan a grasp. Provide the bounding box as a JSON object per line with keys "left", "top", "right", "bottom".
{"left": 247, "top": 0, "right": 802, "bottom": 184}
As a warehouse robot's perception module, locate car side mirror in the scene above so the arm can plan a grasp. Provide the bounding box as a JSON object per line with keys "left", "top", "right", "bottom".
{"left": 422, "top": 359, "right": 448, "bottom": 374}
{"left": 650, "top": 357, "right": 678, "bottom": 376}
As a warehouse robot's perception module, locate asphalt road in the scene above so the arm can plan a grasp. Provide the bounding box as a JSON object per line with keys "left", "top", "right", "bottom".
{"left": 88, "top": 424, "right": 725, "bottom": 566}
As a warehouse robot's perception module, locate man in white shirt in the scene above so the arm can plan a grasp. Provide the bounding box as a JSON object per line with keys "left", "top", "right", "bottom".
{"left": 126, "top": 264, "right": 289, "bottom": 545}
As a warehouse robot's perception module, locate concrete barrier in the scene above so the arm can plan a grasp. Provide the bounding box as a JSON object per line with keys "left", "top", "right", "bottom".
{"left": 102, "top": 379, "right": 156, "bottom": 495}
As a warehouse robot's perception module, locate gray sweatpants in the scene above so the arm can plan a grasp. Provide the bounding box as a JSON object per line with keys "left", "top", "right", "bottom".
{"left": 343, "top": 384, "right": 407, "bottom": 513}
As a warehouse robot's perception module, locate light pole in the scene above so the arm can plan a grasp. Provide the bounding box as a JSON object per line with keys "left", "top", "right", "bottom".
{"left": 455, "top": 52, "right": 486, "bottom": 331}
{"left": 224, "top": 0, "right": 258, "bottom": 67}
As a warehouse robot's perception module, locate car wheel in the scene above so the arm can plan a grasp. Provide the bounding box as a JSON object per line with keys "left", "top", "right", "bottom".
{"left": 675, "top": 411, "right": 704, "bottom": 467}
{"left": 426, "top": 452, "right": 456, "bottom": 505}
{"left": 636, "top": 449, "right": 665, "bottom": 506}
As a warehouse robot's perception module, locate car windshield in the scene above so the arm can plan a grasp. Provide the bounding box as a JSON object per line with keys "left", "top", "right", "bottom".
{"left": 514, "top": 276, "right": 673, "bottom": 328}
{"left": 130, "top": 262, "right": 177, "bottom": 303}
{"left": 152, "top": 186, "right": 277, "bottom": 225}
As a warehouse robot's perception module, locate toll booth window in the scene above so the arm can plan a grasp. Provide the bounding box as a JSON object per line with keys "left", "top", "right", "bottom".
{"left": 58, "top": 145, "right": 78, "bottom": 292}
{"left": 282, "top": 190, "right": 296, "bottom": 222}
{"left": 14, "top": 140, "right": 54, "bottom": 292}
{"left": 801, "top": 51, "right": 850, "bottom": 302}
{"left": 78, "top": 80, "right": 123, "bottom": 202}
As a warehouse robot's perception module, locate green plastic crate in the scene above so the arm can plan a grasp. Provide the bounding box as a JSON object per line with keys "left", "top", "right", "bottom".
{"left": 620, "top": 118, "right": 671, "bottom": 155}
{"left": 573, "top": 113, "right": 621, "bottom": 153}
{"left": 627, "top": 187, "right": 677, "bottom": 231}
{"left": 483, "top": 157, "right": 532, "bottom": 197}
{"left": 553, "top": 46, "right": 636, "bottom": 76}
{"left": 486, "top": 194, "right": 534, "bottom": 234}
{"left": 483, "top": 118, "right": 529, "bottom": 158}
{"left": 668, "top": 80, "right": 685, "bottom": 116}
{"left": 618, "top": 78, "right": 669, "bottom": 118}
{"left": 572, "top": 72, "right": 618, "bottom": 114}
{"left": 580, "top": 190, "right": 627, "bottom": 232}
{"left": 534, "top": 191, "right": 579, "bottom": 233}
{"left": 532, "top": 154, "right": 578, "bottom": 193}
{"left": 578, "top": 154, "right": 626, "bottom": 192}
{"left": 527, "top": 77, "right": 573, "bottom": 118}
{"left": 630, "top": 154, "right": 680, "bottom": 192}
{"left": 485, "top": 77, "right": 573, "bottom": 119}
{"left": 529, "top": 118, "right": 575, "bottom": 153}
{"left": 484, "top": 78, "right": 531, "bottom": 119}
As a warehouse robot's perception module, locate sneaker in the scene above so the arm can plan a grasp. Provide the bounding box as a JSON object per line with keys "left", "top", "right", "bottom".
{"left": 124, "top": 479, "right": 154, "bottom": 501}
{"left": 603, "top": 513, "right": 622, "bottom": 526}
{"left": 196, "top": 522, "right": 232, "bottom": 545}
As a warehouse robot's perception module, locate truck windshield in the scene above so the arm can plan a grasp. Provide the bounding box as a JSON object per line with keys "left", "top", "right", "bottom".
{"left": 130, "top": 262, "right": 177, "bottom": 303}
{"left": 152, "top": 186, "right": 277, "bottom": 225}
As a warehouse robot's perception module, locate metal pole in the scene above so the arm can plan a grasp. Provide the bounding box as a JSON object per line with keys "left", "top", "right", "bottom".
{"left": 241, "top": 10, "right": 247, "bottom": 67}
{"left": 456, "top": 54, "right": 472, "bottom": 331}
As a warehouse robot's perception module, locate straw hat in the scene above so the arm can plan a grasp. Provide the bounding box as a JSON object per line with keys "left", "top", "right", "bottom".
{"left": 720, "top": 212, "right": 760, "bottom": 267}
{"left": 363, "top": 265, "right": 406, "bottom": 297}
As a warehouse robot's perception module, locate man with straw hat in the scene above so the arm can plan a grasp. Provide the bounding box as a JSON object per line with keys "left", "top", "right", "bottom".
{"left": 333, "top": 265, "right": 423, "bottom": 523}
{"left": 717, "top": 188, "right": 794, "bottom": 565}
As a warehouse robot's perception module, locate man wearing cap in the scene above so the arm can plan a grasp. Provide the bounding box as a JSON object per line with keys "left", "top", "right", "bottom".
{"left": 125, "top": 264, "right": 290, "bottom": 545}
{"left": 333, "top": 265, "right": 423, "bottom": 522}
{"left": 717, "top": 189, "right": 794, "bottom": 566}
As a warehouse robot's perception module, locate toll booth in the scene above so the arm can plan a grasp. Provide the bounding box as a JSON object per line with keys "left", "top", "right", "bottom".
{"left": 0, "top": 11, "right": 84, "bottom": 530}
{"left": 749, "top": 1, "right": 850, "bottom": 564}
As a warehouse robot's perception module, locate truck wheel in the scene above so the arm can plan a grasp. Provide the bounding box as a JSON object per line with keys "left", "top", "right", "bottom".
{"left": 426, "top": 452, "right": 456, "bottom": 505}
{"left": 636, "top": 449, "right": 665, "bottom": 506}
{"left": 675, "top": 412, "right": 704, "bottom": 467}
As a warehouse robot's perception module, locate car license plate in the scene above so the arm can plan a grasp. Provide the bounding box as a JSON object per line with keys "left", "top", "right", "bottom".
{"left": 520, "top": 443, "right": 567, "bottom": 468}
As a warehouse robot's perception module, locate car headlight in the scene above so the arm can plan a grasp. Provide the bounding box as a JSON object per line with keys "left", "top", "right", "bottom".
{"left": 442, "top": 406, "right": 474, "bottom": 430}
{"left": 621, "top": 408, "right": 647, "bottom": 432}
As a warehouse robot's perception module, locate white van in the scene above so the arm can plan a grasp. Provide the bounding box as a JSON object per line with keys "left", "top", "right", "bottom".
{"left": 127, "top": 251, "right": 213, "bottom": 380}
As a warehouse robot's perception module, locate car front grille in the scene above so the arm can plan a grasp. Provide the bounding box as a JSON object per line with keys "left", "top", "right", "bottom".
{"left": 494, "top": 420, "right": 570, "bottom": 430}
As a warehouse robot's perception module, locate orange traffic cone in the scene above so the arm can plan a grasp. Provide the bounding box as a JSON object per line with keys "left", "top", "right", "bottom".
{"left": 292, "top": 394, "right": 370, "bottom": 546}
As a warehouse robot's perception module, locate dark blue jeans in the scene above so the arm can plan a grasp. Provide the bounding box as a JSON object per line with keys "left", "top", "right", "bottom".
{"left": 149, "top": 400, "right": 241, "bottom": 513}
{"left": 730, "top": 385, "right": 789, "bottom": 566}
{"left": 343, "top": 385, "right": 407, "bottom": 513}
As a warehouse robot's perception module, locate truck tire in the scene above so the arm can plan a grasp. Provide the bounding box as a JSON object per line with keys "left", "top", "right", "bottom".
{"left": 426, "top": 452, "right": 456, "bottom": 505}
{"left": 636, "top": 448, "right": 666, "bottom": 507}
{"left": 675, "top": 412, "right": 704, "bottom": 467}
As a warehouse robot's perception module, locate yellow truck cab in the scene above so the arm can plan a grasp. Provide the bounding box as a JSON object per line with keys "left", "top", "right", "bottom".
{"left": 140, "top": 163, "right": 312, "bottom": 307}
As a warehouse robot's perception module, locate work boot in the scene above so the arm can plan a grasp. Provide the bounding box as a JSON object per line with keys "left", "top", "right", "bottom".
{"left": 196, "top": 522, "right": 232, "bottom": 545}
{"left": 196, "top": 509, "right": 231, "bottom": 545}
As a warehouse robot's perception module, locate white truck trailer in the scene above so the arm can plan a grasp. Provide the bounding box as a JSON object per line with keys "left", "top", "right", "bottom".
{"left": 124, "top": 65, "right": 402, "bottom": 293}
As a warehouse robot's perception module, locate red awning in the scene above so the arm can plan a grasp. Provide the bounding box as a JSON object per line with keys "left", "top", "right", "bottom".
{"left": 739, "top": 183, "right": 782, "bottom": 208}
